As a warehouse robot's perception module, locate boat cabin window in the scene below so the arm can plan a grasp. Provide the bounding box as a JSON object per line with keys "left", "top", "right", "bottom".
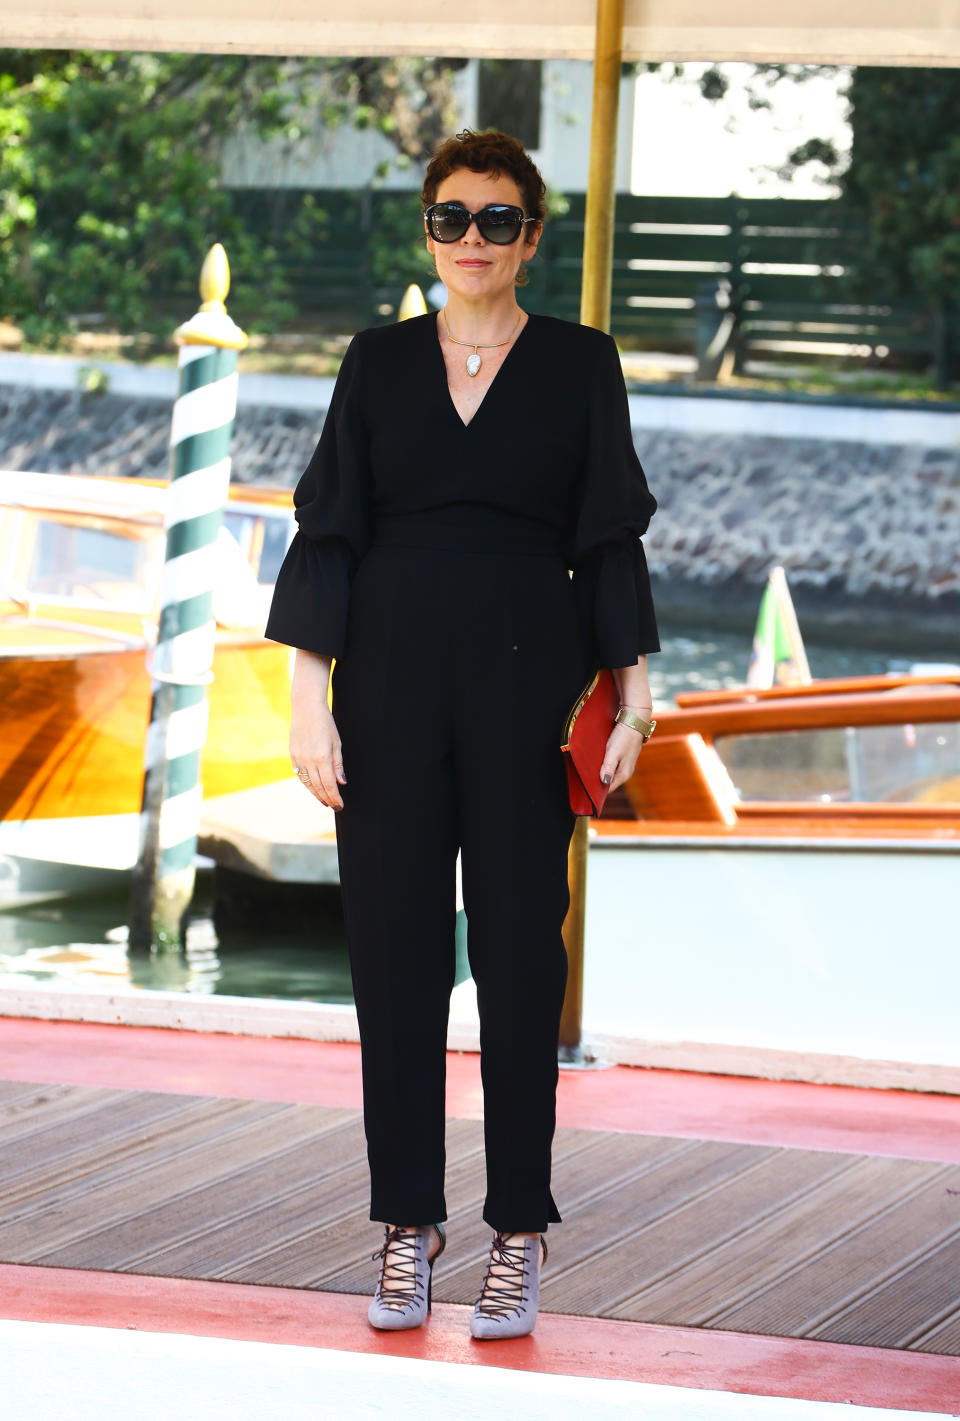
{"left": 6, "top": 511, "right": 159, "bottom": 612}
{"left": 3, "top": 502, "right": 294, "bottom": 616}
{"left": 715, "top": 723, "right": 960, "bottom": 805}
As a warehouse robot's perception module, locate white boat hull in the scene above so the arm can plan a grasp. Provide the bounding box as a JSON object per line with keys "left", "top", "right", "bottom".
{"left": 583, "top": 837, "right": 960, "bottom": 1084}
{"left": 0, "top": 814, "right": 140, "bottom": 907}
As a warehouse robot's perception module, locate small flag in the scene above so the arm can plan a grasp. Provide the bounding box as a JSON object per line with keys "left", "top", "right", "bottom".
{"left": 746, "top": 565, "right": 812, "bottom": 688}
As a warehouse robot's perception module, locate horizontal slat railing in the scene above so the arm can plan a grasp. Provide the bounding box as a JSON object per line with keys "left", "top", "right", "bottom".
{"left": 208, "top": 186, "right": 955, "bottom": 374}
{"left": 655, "top": 687, "right": 960, "bottom": 740}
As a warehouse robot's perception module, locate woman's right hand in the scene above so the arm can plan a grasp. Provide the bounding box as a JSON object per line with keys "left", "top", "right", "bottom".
{"left": 289, "top": 650, "right": 347, "bottom": 810}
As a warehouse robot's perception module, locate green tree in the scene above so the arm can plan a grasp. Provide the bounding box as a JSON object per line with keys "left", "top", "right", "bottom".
{"left": 652, "top": 63, "right": 960, "bottom": 382}
{"left": 699, "top": 63, "right": 960, "bottom": 309}
{"left": 819, "top": 68, "right": 960, "bottom": 306}
{"left": 0, "top": 51, "right": 463, "bottom": 344}
{"left": 778, "top": 67, "right": 960, "bottom": 384}
{"left": 650, "top": 62, "right": 960, "bottom": 307}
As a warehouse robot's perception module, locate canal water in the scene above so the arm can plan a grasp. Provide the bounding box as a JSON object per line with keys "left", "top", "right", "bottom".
{"left": 0, "top": 621, "right": 950, "bottom": 1004}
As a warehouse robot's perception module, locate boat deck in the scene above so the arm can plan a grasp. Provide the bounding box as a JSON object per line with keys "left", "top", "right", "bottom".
{"left": 2, "top": 1018, "right": 960, "bottom": 1416}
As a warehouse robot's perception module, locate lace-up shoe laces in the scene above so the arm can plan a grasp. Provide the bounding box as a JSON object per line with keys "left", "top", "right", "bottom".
{"left": 368, "top": 1223, "right": 445, "bottom": 1331}
{"left": 470, "top": 1231, "right": 547, "bottom": 1339}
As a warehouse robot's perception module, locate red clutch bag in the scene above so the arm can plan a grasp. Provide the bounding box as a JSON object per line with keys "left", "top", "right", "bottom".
{"left": 560, "top": 667, "right": 618, "bottom": 817}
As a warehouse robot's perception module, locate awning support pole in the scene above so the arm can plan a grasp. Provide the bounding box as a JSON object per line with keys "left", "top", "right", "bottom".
{"left": 579, "top": 0, "right": 625, "bottom": 335}
{"left": 559, "top": 0, "right": 625, "bottom": 1061}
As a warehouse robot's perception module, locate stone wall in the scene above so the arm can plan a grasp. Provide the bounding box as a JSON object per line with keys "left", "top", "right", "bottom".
{"left": 2, "top": 379, "right": 958, "bottom": 649}
{"left": 631, "top": 424, "right": 960, "bottom": 648}
{"left": 0, "top": 384, "right": 319, "bottom": 488}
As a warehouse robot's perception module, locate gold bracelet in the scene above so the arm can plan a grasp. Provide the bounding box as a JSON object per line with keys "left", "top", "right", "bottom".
{"left": 615, "top": 706, "right": 657, "bottom": 740}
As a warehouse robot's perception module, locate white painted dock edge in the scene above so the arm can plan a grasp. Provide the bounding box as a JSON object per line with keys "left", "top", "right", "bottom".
{"left": 2, "top": 981, "right": 959, "bottom": 1094}
{"left": 0, "top": 978, "right": 482, "bottom": 1055}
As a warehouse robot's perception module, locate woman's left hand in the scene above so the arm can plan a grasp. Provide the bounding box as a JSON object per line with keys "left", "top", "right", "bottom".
{"left": 599, "top": 722, "right": 647, "bottom": 792}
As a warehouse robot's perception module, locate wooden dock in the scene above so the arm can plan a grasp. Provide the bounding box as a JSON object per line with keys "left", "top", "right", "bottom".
{"left": 198, "top": 779, "right": 339, "bottom": 883}
{"left": 3, "top": 1068, "right": 960, "bottom": 1354}
{"left": 5, "top": 1018, "right": 960, "bottom": 1416}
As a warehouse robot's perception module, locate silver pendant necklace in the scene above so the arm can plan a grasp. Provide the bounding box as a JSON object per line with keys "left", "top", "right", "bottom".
{"left": 442, "top": 308, "right": 524, "bottom": 377}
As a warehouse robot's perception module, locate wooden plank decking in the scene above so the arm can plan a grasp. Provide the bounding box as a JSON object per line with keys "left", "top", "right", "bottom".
{"left": 2, "top": 1078, "right": 959, "bottom": 1356}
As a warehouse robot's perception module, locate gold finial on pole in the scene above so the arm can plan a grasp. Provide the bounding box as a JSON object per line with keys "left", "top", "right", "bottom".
{"left": 198, "top": 242, "right": 231, "bottom": 313}
{"left": 398, "top": 284, "right": 428, "bottom": 321}
{"left": 175, "top": 243, "right": 248, "bottom": 350}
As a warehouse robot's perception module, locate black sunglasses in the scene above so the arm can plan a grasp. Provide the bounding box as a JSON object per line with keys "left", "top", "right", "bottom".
{"left": 424, "top": 202, "right": 536, "bottom": 246}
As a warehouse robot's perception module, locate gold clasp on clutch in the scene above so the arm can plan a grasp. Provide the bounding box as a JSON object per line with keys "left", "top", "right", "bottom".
{"left": 561, "top": 669, "right": 601, "bottom": 748}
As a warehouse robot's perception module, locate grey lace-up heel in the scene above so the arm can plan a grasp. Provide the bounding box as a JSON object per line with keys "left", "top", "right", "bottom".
{"left": 367, "top": 1223, "right": 446, "bottom": 1331}
{"left": 469, "top": 1231, "right": 547, "bottom": 1340}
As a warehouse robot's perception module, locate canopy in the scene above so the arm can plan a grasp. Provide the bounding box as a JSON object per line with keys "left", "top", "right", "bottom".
{"left": 7, "top": 0, "right": 960, "bottom": 66}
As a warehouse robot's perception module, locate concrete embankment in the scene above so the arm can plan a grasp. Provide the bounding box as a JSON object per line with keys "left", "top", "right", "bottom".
{"left": 1, "top": 353, "right": 958, "bottom": 649}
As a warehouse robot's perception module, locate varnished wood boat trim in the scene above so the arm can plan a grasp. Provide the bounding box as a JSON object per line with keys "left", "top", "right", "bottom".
{"left": 673, "top": 671, "right": 960, "bottom": 708}
{"left": 737, "top": 800, "right": 960, "bottom": 822}
{"left": 648, "top": 688, "right": 960, "bottom": 741}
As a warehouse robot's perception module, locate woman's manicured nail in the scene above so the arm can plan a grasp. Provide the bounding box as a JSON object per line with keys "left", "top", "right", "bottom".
{"left": 601, "top": 773, "right": 612, "bottom": 785}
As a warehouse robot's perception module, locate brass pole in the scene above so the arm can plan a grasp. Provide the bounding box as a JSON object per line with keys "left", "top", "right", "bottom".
{"left": 558, "top": 817, "right": 589, "bottom": 1055}
{"left": 580, "top": 0, "right": 626, "bottom": 335}
{"left": 560, "top": 0, "right": 625, "bottom": 1059}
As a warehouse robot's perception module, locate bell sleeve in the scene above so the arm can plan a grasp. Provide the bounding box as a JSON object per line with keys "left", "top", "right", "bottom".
{"left": 570, "top": 333, "right": 661, "bottom": 668}
{"left": 264, "top": 332, "right": 370, "bottom": 659}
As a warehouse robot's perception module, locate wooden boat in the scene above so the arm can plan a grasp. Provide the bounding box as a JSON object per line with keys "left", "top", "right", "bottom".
{"left": 598, "top": 671, "right": 960, "bottom": 842}
{"left": 0, "top": 471, "right": 296, "bottom": 905}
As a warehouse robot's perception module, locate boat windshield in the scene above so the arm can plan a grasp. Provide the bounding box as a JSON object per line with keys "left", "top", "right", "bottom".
{"left": 2, "top": 511, "right": 160, "bottom": 613}
{"left": 715, "top": 722, "right": 960, "bottom": 805}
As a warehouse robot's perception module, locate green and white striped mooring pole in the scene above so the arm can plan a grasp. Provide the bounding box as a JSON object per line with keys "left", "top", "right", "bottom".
{"left": 129, "top": 244, "right": 247, "bottom": 951}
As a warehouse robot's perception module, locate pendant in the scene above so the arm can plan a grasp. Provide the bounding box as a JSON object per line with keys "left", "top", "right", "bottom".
{"left": 466, "top": 352, "right": 482, "bottom": 377}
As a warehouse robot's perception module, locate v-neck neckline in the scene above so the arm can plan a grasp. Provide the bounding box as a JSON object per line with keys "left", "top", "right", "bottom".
{"left": 433, "top": 309, "right": 534, "bottom": 430}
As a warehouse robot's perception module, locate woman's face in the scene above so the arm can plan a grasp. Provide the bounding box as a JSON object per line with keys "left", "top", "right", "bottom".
{"left": 425, "top": 167, "right": 541, "bottom": 303}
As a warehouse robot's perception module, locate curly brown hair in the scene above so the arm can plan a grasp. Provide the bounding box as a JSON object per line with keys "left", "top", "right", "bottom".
{"left": 421, "top": 128, "right": 546, "bottom": 225}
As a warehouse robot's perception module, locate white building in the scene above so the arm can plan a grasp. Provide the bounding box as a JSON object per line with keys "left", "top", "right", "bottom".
{"left": 221, "top": 60, "right": 850, "bottom": 198}
{"left": 221, "top": 59, "right": 635, "bottom": 194}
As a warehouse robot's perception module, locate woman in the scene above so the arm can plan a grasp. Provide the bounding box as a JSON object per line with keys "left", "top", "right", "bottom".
{"left": 265, "top": 129, "right": 659, "bottom": 1339}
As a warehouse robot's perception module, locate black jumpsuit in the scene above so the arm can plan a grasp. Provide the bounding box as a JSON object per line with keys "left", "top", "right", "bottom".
{"left": 265, "top": 311, "right": 660, "bottom": 1234}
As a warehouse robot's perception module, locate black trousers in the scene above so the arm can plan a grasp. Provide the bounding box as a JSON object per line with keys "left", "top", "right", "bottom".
{"left": 332, "top": 532, "right": 586, "bottom": 1233}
